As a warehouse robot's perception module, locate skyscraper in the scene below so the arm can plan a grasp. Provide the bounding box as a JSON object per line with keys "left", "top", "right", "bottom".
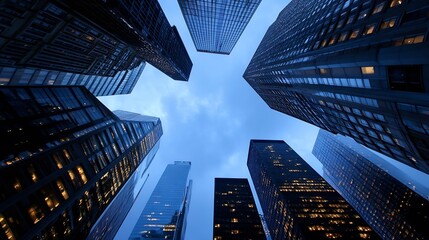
{"left": 178, "top": 0, "right": 261, "bottom": 54}
{"left": 213, "top": 178, "right": 266, "bottom": 240}
{"left": 129, "top": 161, "right": 192, "bottom": 240}
{"left": 0, "top": 86, "right": 162, "bottom": 239}
{"left": 247, "top": 140, "right": 379, "bottom": 239}
{"left": 243, "top": 0, "right": 429, "bottom": 174}
{"left": 313, "top": 129, "right": 429, "bottom": 240}
{"left": 0, "top": 0, "right": 192, "bottom": 95}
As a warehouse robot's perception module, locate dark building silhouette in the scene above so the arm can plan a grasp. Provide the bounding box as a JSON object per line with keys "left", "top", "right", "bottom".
{"left": 178, "top": 0, "right": 261, "bottom": 54}
{"left": 313, "top": 129, "right": 429, "bottom": 240}
{"left": 129, "top": 161, "right": 192, "bottom": 240}
{"left": 0, "top": 0, "right": 192, "bottom": 95}
{"left": 0, "top": 86, "right": 162, "bottom": 239}
{"left": 243, "top": 0, "right": 429, "bottom": 174}
{"left": 247, "top": 140, "right": 380, "bottom": 239}
{"left": 213, "top": 178, "right": 266, "bottom": 240}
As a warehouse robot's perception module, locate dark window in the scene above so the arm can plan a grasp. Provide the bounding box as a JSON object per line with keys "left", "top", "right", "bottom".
{"left": 388, "top": 65, "right": 423, "bottom": 92}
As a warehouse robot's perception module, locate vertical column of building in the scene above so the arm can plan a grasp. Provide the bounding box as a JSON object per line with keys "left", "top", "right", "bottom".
{"left": 243, "top": 0, "right": 429, "bottom": 174}
{"left": 129, "top": 161, "right": 192, "bottom": 240}
{"left": 313, "top": 130, "right": 429, "bottom": 239}
{"left": 0, "top": 86, "right": 162, "bottom": 239}
{"left": 247, "top": 139, "right": 379, "bottom": 239}
{"left": 213, "top": 178, "right": 266, "bottom": 240}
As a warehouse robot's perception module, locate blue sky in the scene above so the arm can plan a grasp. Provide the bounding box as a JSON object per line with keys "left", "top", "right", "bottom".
{"left": 98, "top": 0, "right": 428, "bottom": 239}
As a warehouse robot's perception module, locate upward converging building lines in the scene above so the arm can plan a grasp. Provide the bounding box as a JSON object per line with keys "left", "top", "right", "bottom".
{"left": 244, "top": 0, "right": 429, "bottom": 174}
{"left": 178, "top": 0, "right": 261, "bottom": 54}
{"left": 0, "top": 0, "right": 193, "bottom": 96}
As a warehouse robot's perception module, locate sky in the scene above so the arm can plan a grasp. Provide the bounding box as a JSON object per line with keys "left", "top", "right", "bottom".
{"left": 98, "top": 1, "right": 429, "bottom": 239}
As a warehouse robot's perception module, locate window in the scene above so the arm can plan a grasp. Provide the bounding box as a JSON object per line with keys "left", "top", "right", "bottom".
{"left": 372, "top": 3, "right": 385, "bottom": 14}
{"left": 338, "top": 32, "right": 348, "bottom": 42}
{"left": 349, "top": 29, "right": 360, "bottom": 39}
{"left": 361, "top": 66, "right": 375, "bottom": 74}
{"left": 390, "top": 0, "right": 402, "bottom": 7}
{"left": 403, "top": 35, "right": 425, "bottom": 45}
{"left": 28, "top": 205, "right": 44, "bottom": 224}
{"left": 57, "top": 180, "right": 69, "bottom": 199}
{"left": 346, "top": 14, "right": 357, "bottom": 25}
{"left": 358, "top": 9, "right": 370, "bottom": 20}
{"left": 319, "top": 68, "right": 329, "bottom": 74}
{"left": 388, "top": 65, "right": 423, "bottom": 92}
{"left": 363, "top": 25, "right": 376, "bottom": 35}
{"left": 380, "top": 18, "right": 396, "bottom": 29}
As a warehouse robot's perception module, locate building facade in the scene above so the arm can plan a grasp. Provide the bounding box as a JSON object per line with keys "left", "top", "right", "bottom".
{"left": 129, "top": 161, "right": 192, "bottom": 240}
{"left": 313, "top": 129, "right": 429, "bottom": 239}
{"left": 178, "top": 0, "right": 261, "bottom": 54}
{"left": 247, "top": 140, "right": 379, "bottom": 239}
{"left": 0, "top": 86, "right": 163, "bottom": 239}
{"left": 213, "top": 178, "right": 266, "bottom": 240}
{"left": 0, "top": 0, "right": 192, "bottom": 95}
{"left": 243, "top": 0, "right": 429, "bottom": 174}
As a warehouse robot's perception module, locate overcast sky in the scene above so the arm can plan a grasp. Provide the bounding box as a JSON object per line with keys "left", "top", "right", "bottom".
{"left": 98, "top": 1, "right": 428, "bottom": 239}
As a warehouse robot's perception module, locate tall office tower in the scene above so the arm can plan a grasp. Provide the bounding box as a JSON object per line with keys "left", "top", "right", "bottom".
{"left": 313, "top": 129, "right": 429, "bottom": 240}
{"left": 0, "top": 86, "right": 163, "bottom": 239}
{"left": 248, "top": 140, "right": 380, "bottom": 240}
{"left": 243, "top": 0, "right": 429, "bottom": 174}
{"left": 213, "top": 178, "right": 266, "bottom": 240}
{"left": 0, "top": 0, "right": 192, "bottom": 93}
{"left": 129, "top": 161, "right": 192, "bottom": 240}
{"left": 178, "top": 0, "right": 261, "bottom": 54}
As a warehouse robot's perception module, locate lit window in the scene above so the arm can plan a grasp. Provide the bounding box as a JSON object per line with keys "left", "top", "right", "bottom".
{"left": 403, "top": 35, "right": 425, "bottom": 45}
{"left": 381, "top": 18, "right": 396, "bottom": 29}
{"left": 214, "top": 224, "right": 221, "bottom": 228}
{"left": 319, "top": 68, "right": 329, "bottom": 74}
{"left": 372, "top": 3, "right": 385, "bottom": 14}
{"left": 12, "top": 178, "right": 22, "bottom": 191}
{"left": 28, "top": 205, "right": 44, "bottom": 224}
{"left": 77, "top": 166, "right": 88, "bottom": 184}
{"left": 390, "top": 0, "right": 402, "bottom": 8}
{"left": 338, "top": 32, "right": 348, "bottom": 42}
{"left": 231, "top": 230, "right": 239, "bottom": 234}
{"left": 231, "top": 218, "right": 239, "bottom": 223}
{"left": 57, "top": 180, "right": 69, "bottom": 199}
{"left": 0, "top": 214, "right": 15, "bottom": 240}
{"left": 44, "top": 193, "right": 59, "bottom": 210}
{"left": 53, "top": 155, "right": 63, "bottom": 169}
{"left": 363, "top": 25, "right": 375, "bottom": 35}
{"left": 349, "top": 29, "right": 360, "bottom": 39}
{"left": 320, "top": 39, "right": 328, "bottom": 48}
{"left": 28, "top": 166, "right": 38, "bottom": 183}
{"left": 361, "top": 66, "right": 375, "bottom": 74}
{"left": 328, "top": 36, "right": 336, "bottom": 45}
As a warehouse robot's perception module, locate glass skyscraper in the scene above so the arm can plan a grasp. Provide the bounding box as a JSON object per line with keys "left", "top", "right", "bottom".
{"left": 243, "top": 0, "right": 429, "bottom": 174}
{"left": 313, "top": 130, "right": 429, "bottom": 240}
{"left": 0, "top": 0, "right": 192, "bottom": 96}
{"left": 247, "top": 140, "right": 379, "bottom": 239}
{"left": 178, "top": 0, "right": 261, "bottom": 54}
{"left": 213, "top": 178, "right": 266, "bottom": 240}
{"left": 0, "top": 86, "right": 162, "bottom": 239}
{"left": 129, "top": 161, "right": 192, "bottom": 240}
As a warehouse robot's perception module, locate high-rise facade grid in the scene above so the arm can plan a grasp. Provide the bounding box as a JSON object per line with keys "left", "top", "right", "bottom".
{"left": 313, "top": 129, "right": 429, "bottom": 240}
{"left": 248, "top": 139, "right": 380, "bottom": 239}
{"left": 0, "top": 86, "right": 162, "bottom": 239}
{"left": 129, "top": 161, "right": 192, "bottom": 240}
{"left": 178, "top": 0, "right": 261, "bottom": 54}
{"left": 213, "top": 178, "right": 266, "bottom": 240}
{"left": 244, "top": 0, "right": 429, "bottom": 174}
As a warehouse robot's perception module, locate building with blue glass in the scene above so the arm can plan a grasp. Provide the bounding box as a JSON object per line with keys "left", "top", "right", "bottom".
{"left": 247, "top": 140, "right": 379, "bottom": 239}
{"left": 129, "top": 161, "right": 192, "bottom": 240}
{"left": 244, "top": 0, "right": 429, "bottom": 174}
{"left": 0, "top": 86, "right": 162, "bottom": 239}
{"left": 313, "top": 130, "right": 429, "bottom": 239}
{"left": 213, "top": 178, "right": 266, "bottom": 240}
{"left": 178, "top": 0, "right": 261, "bottom": 54}
{"left": 0, "top": 0, "right": 192, "bottom": 96}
